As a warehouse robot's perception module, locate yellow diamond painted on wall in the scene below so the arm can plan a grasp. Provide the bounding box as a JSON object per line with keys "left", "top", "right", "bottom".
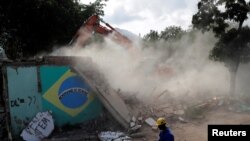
{"left": 43, "top": 70, "right": 94, "bottom": 117}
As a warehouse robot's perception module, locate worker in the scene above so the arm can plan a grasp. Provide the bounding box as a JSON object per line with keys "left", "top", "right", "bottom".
{"left": 156, "top": 117, "right": 174, "bottom": 141}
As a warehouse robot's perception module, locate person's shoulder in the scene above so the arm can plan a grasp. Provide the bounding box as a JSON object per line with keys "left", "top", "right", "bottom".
{"left": 166, "top": 128, "right": 172, "bottom": 133}
{"left": 166, "top": 128, "right": 174, "bottom": 136}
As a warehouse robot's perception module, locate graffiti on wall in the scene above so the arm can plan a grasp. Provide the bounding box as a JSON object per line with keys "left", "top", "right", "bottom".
{"left": 10, "top": 96, "right": 36, "bottom": 107}
{"left": 7, "top": 65, "right": 102, "bottom": 137}
{"left": 43, "top": 70, "right": 95, "bottom": 117}
{"left": 7, "top": 67, "right": 42, "bottom": 137}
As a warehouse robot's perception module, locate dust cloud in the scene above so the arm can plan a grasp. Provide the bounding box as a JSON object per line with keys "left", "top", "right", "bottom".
{"left": 51, "top": 31, "right": 230, "bottom": 104}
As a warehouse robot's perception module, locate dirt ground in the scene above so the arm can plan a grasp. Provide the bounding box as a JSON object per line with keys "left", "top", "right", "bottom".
{"left": 20, "top": 106, "right": 250, "bottom": 141}
{"left": 140, "top": 108, "right": 250, "bottom": 141}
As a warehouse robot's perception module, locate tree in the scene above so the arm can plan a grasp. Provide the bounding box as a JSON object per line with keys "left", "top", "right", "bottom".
{"left": 143, "top": 26, "right": 185, "bottom": 42}
{"left": 0, "top": 0, "right": 107, "bottom": 59}
{"left": 192, "top": 0, "right": 250, "bottom": 96}
{"left": 160, "top": 26, "right": 185, "bottom": 41}
{"left": 143, "top": 30, "right": 160, "bottom": 42}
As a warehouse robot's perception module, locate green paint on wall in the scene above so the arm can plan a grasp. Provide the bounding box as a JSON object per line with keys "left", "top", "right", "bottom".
{"left": 6, "top": 65, "right": 103, "bottom": 138}
{"left": 43, "top": 97, "right": 102, "bottom": 126}
{"left": 7, "top": 67, "right": 42, "bottom": 136}
{"left": 40, "top": 65, "right": 103, "bottom": 126}
{"left": 40, "top": 66, "right": 68, "bottom": 93}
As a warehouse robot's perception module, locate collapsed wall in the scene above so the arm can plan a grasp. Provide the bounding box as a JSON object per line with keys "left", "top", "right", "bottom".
{"left": 72, "top": 58, "right": 132, "bottom": 129}
{"left": 0, "top": 56, "right": 131, "bottom": 140}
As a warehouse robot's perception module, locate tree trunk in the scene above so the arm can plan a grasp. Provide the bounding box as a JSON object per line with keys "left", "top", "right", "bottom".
{"left": 229, "top": 70, "right": 237, "bottom": 96}
{"left": 229, "top": 60, "right": 240, "bottom": 96}
{"left": 238, "top": 20, "right": 243, "bottom": 31}
{"left": 229, "top": 20, "right": 244, "bottom": 96}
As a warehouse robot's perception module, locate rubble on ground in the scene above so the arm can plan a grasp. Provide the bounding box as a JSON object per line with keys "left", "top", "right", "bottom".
{"left": 98, "top": 131, "right": 131, "bottom": 141}
{"left": 3, "top": 91, "right": 250, "bottom": 140}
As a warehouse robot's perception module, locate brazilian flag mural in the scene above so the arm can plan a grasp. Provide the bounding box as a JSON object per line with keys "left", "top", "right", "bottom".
{"left": 40, "top": 66, "right": 102, "bottom": 126}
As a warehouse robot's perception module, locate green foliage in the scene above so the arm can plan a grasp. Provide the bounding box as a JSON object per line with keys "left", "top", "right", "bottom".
{"left": 224, "top": 0, "right": 249, "bottom": 24}
{"left": 210, "top": 27, "right": 250, "bottom": 64}
{"left": 193, "top": 0, "right": 250, "bottom": 96}
{"left": 160, "top": 26, "right": 185, "bottom": 41}
{"left": 143, "top": 26, "right": 185, "bottom": 42}
{"left": 193, "top": 0, "right": 250, "bottom": 64}
{"left": 143, "top": 30, "right": 160, "bottom": 42}
{"left": 192, "top": 0, "right": 250, "bottom": 36}
{"left": 192, "top": 0, "right": 228, "bottom": 36}
{"left": 90, "top": 0, "right": 108, "bottom": 17}
{"left": 0, "top": 0, "right": 107, "bottom": 59}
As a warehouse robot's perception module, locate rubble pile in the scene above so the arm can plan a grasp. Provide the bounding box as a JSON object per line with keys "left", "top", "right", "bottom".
{"left": 124, "top": 94, "right": 227, "bottom": 126}
{"left": 35, "top": 94, "right": 250, "bottom": 140}
{"left": 43, "top": 110, "right": 123, "bottom": 141}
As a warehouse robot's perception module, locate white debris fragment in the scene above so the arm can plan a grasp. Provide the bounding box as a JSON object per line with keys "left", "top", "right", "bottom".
{"left": 20, "top": 111, "right": 54, "bottom": 141}
{"left": 178, "top": 117, "right": 187, "bottom": 123}
{"left": 130, "top": 125, "right": 142, "bottom": 131}
{"left": 145, "top": 117, "right": 156, "bottom": 127}
{"left": 131, "top": 116, "right": 136, "bottom": 122}
{"left": 98, "top": 131, "right": 131, "bottom": 141}
{"left": 130, "top": 122, "right": 136, "bottom": 128}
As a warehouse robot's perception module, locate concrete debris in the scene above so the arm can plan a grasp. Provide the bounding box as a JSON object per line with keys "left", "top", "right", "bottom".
{"left": 131, "top": 116, "right": 136, "bottom": 122}
{"left": 130, "top": 122, "right": 136, "bottom": 128}
{"left": 98, "top": 131, "right": 131, "bottom": 141}
{"left": 145, "top": 117, "right": 156, "bottom": 127}
{"left": 130, "top": 125, "right": 142, "bottom": 132}
{"left": 162, "top": 107, "right": 174, "bottom": 114}
{"left": 178, "top": 117, "right": 187, "bottom": 123}
{"left": 20, "top": 111, "right": 54, "bottom": 141}
{"left": 129, "top": 132, "right": 145, "bottom": 138}
{"left": 174, "top": 110, "right": 185, "bottom": 115}
{"left": 150, "top": 108, "right": 154, "bottom": 114}
{"left": 138, "top": 116, "right": 143, "bottom": 121}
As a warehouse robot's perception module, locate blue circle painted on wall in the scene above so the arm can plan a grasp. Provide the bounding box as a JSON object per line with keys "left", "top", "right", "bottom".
{"left": 58, "top": 76, "right": 91, "bottom": 109}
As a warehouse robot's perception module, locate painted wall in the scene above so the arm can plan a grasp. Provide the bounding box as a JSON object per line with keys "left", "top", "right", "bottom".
{"left": 6, "top": 65, "right": 102, "bottom": 137}
{"left": 7, "top": 67, "right": 42, "bottom": 136}
{"left": 40, "top": 66, "right": 102, "bottom": 126}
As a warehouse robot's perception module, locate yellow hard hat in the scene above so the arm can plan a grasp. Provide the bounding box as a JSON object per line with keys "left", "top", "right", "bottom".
{"left": 156, "top": 117, "right": 166, "bottom": 126}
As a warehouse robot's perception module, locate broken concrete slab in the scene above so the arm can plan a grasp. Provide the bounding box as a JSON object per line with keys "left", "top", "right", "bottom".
{"left": 130, "top": 125, "right": 141, "bottom": 131}
{"left": 73, "top": 61, "right": 131, "bottom": 129}
{"left": 130, "top": 122, "right": 136, "bottom": 128}
{"left": 145, "top": 117, "right": 156, "bottom": 127}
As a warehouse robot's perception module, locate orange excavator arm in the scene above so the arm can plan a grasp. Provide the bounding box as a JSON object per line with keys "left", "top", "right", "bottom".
{"left": 69, "top": 15, "right": 132, "bottom": 49}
